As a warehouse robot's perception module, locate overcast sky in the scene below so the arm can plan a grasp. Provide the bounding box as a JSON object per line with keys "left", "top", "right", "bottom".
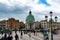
{"left": 0, "top": 0, "right": 60, "bottom": 22}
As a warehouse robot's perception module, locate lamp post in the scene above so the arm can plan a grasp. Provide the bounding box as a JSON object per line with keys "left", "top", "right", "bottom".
{"left": 50, "top": 11, "right": 53, "bottom": 40}
{"left": 45, "top": 15, "right": 48, "bottom": 29}
{"left": 55, "top": 16, "right": 57, "bottom": 22}
{"left": 44, "top": 15, "right": 49, "bottom": 40}
{"left": 55, "top": 16, "right": 58, "bottom": 29}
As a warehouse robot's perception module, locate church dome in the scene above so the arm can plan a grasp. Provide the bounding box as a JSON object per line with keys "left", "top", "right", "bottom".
{"left": 26, "top": 10, "right": 35, "bottom": 23}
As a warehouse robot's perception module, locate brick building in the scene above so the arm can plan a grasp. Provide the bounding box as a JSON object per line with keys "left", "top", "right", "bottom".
{"left": 6, "top": 18, "right": 19, "bottom": 29}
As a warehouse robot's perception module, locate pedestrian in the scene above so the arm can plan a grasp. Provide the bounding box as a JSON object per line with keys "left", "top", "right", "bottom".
{"left": 0, "top": 37, "right": 5, "bottom": 40}
{"left": 34, "top": 30, "right": 35, "bottom": 35}
{"left": 35, "top": 31, "right": 37, "bottom": 36}
{"left": 7, "top": 34, "right": 10, "bottom": 40}
{"left": 20, "top": 31, "right": 23, "bottom": 39}
{"left": 7, "top": 34, "right": 13, "bottom": 40}
{"left": 10, "top": 35, "right": 13, "bottom": 40}
{"left": 28, "top": 32, "right": 31, "bottom": 37}
{"left": 15, "top": 33, "right": 19, "bottom": 40}
{"left": 10, "top": 32, "right": 12, "bottom": 35}
{"left": 1, "top": 30, "right": 3, "bottom": 35}
{"left": 0, "top": 33, "right": 4, "bottom": 40}
{"left": 4, "top": 33, "right": 7, "bottom": 40}
{"left": 9, "top": 32, "right": 13, "bottom": 40}
{"left": 46, "top": 36, "right": 49, "bottom": 40}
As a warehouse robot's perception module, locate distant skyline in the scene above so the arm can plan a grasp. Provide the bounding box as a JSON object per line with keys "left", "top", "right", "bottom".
{"left": 0, "top": 0, "right": 60, "bottom": 22}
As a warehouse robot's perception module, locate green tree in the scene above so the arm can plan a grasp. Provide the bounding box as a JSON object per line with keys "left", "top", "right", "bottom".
{"left": 20, "top": 22, "right": 25, "bottom": 29}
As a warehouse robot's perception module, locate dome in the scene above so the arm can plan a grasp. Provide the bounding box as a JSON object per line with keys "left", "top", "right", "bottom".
{"left": 26, "top": 11, "right": 35, "bottom": 23}
{"left": 49, "top": 18, "right": 54, "bottom": 22}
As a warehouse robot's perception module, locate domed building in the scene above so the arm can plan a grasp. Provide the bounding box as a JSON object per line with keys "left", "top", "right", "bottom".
{"left": 26, "top": 10, "right": 35, "bottom": 22}
{"left": 25, "top": 10, "right": 35, "bottom": 29}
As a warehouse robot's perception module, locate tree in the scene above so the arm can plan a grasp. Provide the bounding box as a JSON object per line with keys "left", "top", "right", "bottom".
{"left": 19, "top": 22, "right": 25, "bottom": 29}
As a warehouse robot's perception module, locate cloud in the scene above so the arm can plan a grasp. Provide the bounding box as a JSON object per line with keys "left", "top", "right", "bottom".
{"left": 0, "top": 3, "right": 31, "bottom": 14}
{"left": 0, "top": 0, "right": 60, "bottom": 22}
{"left": 0, "top": 3, "right": 9, "bottom": 13}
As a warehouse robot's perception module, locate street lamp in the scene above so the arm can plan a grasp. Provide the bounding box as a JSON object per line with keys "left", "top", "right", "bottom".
{"left": 45, "top": 15, "right": 48, "bottom": 21}
{"left": 50, "top": 11, "right": 53, "bottom": 40}
{"left": 45, "top": 15, "right": 48, "bottom": 29}
{"left": 43, "top": 15, "right": 49, "bottom": 40}
{"left": 55, "top": 16, "right": 57, "bottom": 22}
{"left": 55, "top": 16, "right": 58, "bottom": 29}
{"left": 50, "top": 11, "right": 52, "bottom": 18}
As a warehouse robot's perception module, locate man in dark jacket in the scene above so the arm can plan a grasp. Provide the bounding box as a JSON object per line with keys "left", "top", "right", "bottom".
{"left": 7, "top": 33, "right": 13, "bottom": 40}
{"left": 4, "top": 33, "right": 7, "bottom": 40}
{"left": 15, "top": 33, "right": 19, "bottom": 40}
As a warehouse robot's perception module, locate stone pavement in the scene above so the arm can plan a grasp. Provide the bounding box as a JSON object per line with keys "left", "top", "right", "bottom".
{"left": 0, "top": 31, "right": 60, "bottom": 40}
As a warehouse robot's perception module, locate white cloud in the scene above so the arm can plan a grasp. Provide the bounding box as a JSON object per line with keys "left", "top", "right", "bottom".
{"left": 47, "top": 0, "right": 60, "bottom": 13}
{"left": 34, "top": 0, "right": 39, "bottom": 4}
{"left": 0, "top": 0, "right": 60, "bottom": 22}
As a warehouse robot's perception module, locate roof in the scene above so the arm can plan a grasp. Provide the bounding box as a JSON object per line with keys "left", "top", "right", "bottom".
{"left": 26, "top": 11, "right": 35, "bottom": 22}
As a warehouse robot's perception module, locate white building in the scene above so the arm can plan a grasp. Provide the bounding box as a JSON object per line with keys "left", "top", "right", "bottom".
{"left": 0, "top": 20, "right": 6, "bottom": 29}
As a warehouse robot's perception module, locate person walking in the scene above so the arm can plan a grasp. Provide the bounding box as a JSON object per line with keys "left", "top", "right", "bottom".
{"left": 20, "top": 31, "right": 23, "bottom": 39}
{"left": 28, "top": 32, "right": 31, "bottom": 37}
{"left": 0, "top": 37, "right": 5, "bottom": 40}
{"left": 33, "top": 30, "right": 35, "bottom": 36}
{"left": 15, "top": 33, "right": 19, "bottom": 40}
{"left": 7, "top": 33, "right": 13, "bottom": 40}
{"left": 4, "top": 33, "right": 7, "bottom": 40}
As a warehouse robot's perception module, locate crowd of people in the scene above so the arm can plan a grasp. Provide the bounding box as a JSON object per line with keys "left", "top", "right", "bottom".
{"left": 0, "top": 30, "right": 39, "bottom": 40}
{"left": 0, "top": 31, "right": 22, "bottom": 40}
{"left": 0, "top": 33, "right": 13, "bottom": 40}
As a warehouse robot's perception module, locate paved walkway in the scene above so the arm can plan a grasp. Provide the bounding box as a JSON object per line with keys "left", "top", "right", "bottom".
{"left": 0, "top": 31, "right": 60, "bottom": 40}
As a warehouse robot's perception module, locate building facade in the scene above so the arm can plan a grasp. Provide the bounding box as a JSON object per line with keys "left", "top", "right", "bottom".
{"left": 35, "top": 21, "right": 40, "bottom": 29}
{"left": 40, "top": 20, "right": 60, "bottom": 31}
{"left": 0, "top": 20, "right": 6, "bottom": 29}
{"left": 6, "top": 18, "right": 19, "bottom": 30}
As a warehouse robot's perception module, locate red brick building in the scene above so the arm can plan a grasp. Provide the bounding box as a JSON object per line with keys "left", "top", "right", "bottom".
{"left": 6, "top": 18, "right": 19, "bottom": 29}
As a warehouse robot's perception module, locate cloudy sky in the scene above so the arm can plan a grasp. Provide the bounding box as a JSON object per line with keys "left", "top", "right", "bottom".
{"left": 0, "top": 0, "right": 60, "bottom": 22}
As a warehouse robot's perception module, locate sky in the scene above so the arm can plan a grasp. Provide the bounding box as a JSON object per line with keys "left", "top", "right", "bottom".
{"left": 0, "top": 0, "right": 60, "bottom": 22}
